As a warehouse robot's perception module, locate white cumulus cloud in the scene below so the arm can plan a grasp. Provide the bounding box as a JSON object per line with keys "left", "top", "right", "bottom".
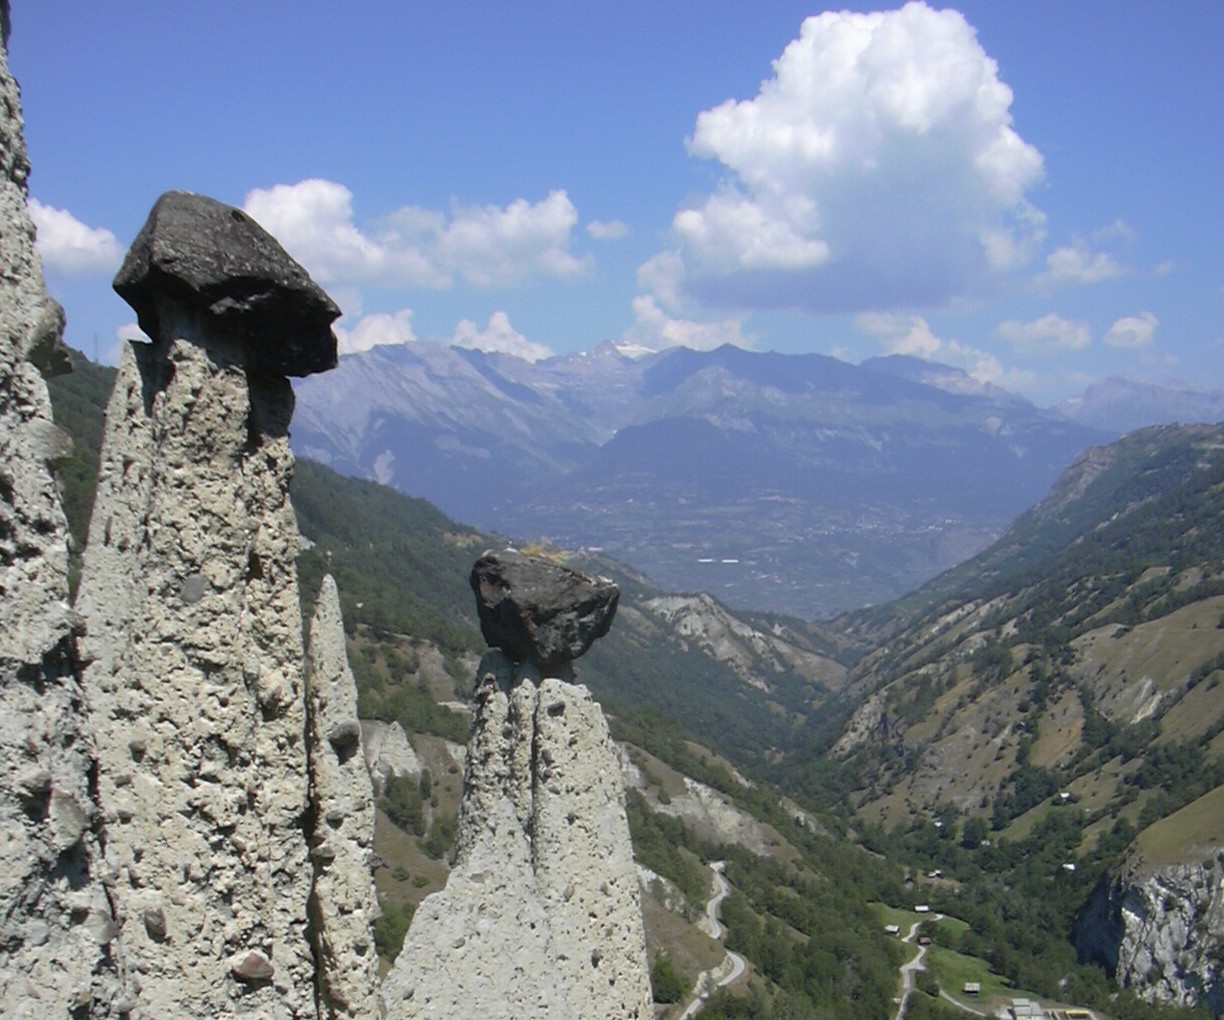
{"left": 624, "top": 295, "right": 752, "bottom": 353}
{"left": 434, "top": 191, "right": 591, "bottom": 286}
{"left": 449, "top": 311, "right": 554, "bottom": 362}
{"left": 243, "top": 180, "right": 589, "bottom": 299}
{"left": 1104, "top": 311, "right": 1158, "bottom": 350}
{"left": 1038, "top": 243, "right": 1124, "bottom": 287}
{"left": 636, "top": 251, "right": 687, "bottom": 310}
{"left": 996, "top": 313, "right": 1091, "bottom": 354}
{"left": 244, "top": 179, "right": 445, "bottom": 289}
{"left": 654, "top": 2, "right": 1045, "bottom": 314}
{"left": 857, "top": 312, "right": 942, "bottom": 357}
{"left": 28, "top": 198, "right": 124, "bottom": 275}
{"left": 334, "top": 309, "right": 416, "bottom": 355}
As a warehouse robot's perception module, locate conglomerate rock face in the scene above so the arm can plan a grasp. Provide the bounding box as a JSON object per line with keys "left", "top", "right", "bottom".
{"left": 4, "top": 12, "right": 651, "bottom": 1009}
{"left": 384, "top": 556, "right": 651, "bottom": 1020}
{"left": 0, "top": 9, "right": 128, "bottom": 1015}
{"left": 75, "top": 310, "right": 320, "bottom": 1017}
{"left": 360, "top": 719, "right": 422, "bottom": 797}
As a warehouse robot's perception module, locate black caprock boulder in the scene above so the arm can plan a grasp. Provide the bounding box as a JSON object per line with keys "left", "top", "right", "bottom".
{"left": 113, "top": 190, "right": 340, "bottom": 377}
{"left": 470, "top": 549, "right": 618, "bottom": 670}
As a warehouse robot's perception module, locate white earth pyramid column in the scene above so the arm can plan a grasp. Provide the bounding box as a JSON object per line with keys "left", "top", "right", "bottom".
{"left": 383, "top": 550, "right": 653, "bottom": 1020}
{"left": 75, "top": 190, "right": 347, "bottom": 1019}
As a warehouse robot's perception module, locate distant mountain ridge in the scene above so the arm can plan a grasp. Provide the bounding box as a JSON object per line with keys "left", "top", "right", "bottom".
{"left": 293, "top": 342, "right": 1110, "bottom": 619}
{"left": 1056, "top": 375, "right": 1224, "bottom": 434}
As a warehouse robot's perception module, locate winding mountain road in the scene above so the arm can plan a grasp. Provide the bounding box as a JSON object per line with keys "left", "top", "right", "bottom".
{"left": 677, "top": 885, "right": 991, "bottom": 1020}
{"left": 678, "top": 861, "right": 746, "bottom": 1019}
{"left": 892, "top": 913, "right": 990, "bottom": 1020}
{"left": 894, "top": 915, "right": 939, "bottom": 1020}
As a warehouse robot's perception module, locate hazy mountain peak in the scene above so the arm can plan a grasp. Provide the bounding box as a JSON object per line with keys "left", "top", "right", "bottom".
{"left": 860, "top": 353, "right": 1019, "bottom": 403}
{"left": 1056, "top": 375, "right": 1224, "bottom": 433}
{"left": 606, "top": 337, "right": 658, "bottom": 360}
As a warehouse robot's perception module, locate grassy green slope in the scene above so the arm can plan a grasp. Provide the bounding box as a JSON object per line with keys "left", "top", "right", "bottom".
{"left": 838, "top": 425, "right": 1224, "bottom": 649}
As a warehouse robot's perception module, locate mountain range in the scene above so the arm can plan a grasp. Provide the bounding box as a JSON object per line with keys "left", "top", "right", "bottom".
{"left": 1056, "top": 376, "right": 1224, "bottom": 435}
{"left": 292, "top": 342, "right": 1110, "bottom": 619}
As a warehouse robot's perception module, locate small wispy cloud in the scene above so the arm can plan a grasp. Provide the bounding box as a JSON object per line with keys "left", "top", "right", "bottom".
{"left": 856, "top": 312, "right": 1009, "bottom": 387}
{"left": 334, "top": 309, "right": 417, "bottom": 355}
{"left": 587, "top": 219, "right": 629, "bottom": 240}
{"left": 1037, "top": 243, "right": 1124, "bottom": 287}
{"left": 242, "top": 180, "right": 592, "bottom": 306}
{"left": 624, "top": 295, "right": 751, "bottom": 353}
{"left": 1103, "top": 311, "right": 1158, "bottom": 350}
{"left": 996, "top": 313, "right": 1091, "bottom": 354}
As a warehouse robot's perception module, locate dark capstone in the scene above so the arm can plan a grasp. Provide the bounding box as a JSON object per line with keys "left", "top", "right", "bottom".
{"left": 469, "top": 549, "right": 618, "bottom": 670}
{"left": 113, "top": 191, "right": 340, "bottom": 377}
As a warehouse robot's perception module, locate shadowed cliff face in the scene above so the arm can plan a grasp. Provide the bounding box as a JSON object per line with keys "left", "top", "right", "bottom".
{"left": 1075, "top": 858, "right": 1224, "bottom": 1016}
{"left": 0, "top": 13, "right": 128, "bottom": 1016}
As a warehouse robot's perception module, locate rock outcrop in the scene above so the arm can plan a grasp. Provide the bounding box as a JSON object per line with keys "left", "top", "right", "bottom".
{"left": 361, "top": 720, "right": 422, "bottom": 797}
{"left": 470, "top": 548, "right": 618, "bottom": 671}
{"left": 5, "top": 16, "right": 656, "bottom": 1013}
{"left": 0, "top": 9, "right": 127, "bottom": 1015}
{"left": 383, "top": 553, "right": 651, "bottom": 1019}
{"left": 113, "top": 189, "right": 341, "bottom": 378}
{"left": 73, "top": 189, "right": 365, "bottom": 1018}
{"left": 1075, "top": 852, "right": 1224, "bottom": 1015}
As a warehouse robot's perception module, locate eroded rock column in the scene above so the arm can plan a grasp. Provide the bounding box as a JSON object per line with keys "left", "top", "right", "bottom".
{"left": 0, "top": 8, "right": 126, "bottom": 1015}
{"left": 305, "top": 575, "right": 380, "bottom": 1020}
{"left": 75, "top": 191, "right": 342, "bottom": 1018}
{"left": 383, "top": 550, "right": 651, "bottom": 1020}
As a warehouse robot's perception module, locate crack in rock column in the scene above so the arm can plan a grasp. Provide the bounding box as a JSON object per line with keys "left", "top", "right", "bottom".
{"left": 75, "top": 191, "right": 341, "bottom": 1018}
{"left": 0, "top": 6, "right": 127, "bottom": 1015}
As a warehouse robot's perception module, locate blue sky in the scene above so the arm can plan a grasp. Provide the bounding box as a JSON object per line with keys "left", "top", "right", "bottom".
{"left": 9, "top": 2, "right": 1223, "bottom": 404}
